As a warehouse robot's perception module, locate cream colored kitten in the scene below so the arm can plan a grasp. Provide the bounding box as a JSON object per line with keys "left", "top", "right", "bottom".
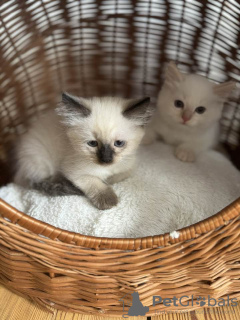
{"left": 143, "top": 62, "right": 236, "bottom": 162}
{"left": 14, "top": 94, "right": 154, "bottom": 210}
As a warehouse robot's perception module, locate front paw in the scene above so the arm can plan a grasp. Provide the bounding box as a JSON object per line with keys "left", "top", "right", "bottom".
{"left": 91, "top": 187, "right": 118, "bottom": 210}
{"left": 175, "top": 146, "right": 196, "bottom": 162}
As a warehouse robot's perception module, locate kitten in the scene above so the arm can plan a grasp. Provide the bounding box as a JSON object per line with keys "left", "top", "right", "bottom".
{"left": 14, "top": 93, "right": 154, "bottom": 210}
{"left": 143, "top": 62, "right": 236, "bottom": 162}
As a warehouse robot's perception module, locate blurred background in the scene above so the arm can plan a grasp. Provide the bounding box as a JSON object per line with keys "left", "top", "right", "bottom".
{"left": 0, "top": 0, "right": 239, "bottom": 174}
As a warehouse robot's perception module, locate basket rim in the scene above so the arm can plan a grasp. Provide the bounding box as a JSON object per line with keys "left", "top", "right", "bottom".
{"left": 0, "top": 196, "right": 239, "bottom": 250}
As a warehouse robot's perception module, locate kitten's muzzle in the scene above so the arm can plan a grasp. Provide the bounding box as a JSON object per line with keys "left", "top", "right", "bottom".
{"left": 182, "top": 109, "right": 192, "bottom": 123}
{"left": 97, "top": 144, "right": 114, "bottom": 164}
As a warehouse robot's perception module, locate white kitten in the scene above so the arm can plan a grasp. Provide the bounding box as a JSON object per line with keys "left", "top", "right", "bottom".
{"left": 14, "top": 94, "right": 154, "bottom": 210}
{"left": 144, "top": 62, "right": 236, "bottom": 162}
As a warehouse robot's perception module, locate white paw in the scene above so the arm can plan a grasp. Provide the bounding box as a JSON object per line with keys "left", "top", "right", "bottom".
{"left": 90, "top": 187, "right": 118, "bottom": 210}
{"left": 175, "top": 147, "right": 196, "bottom": 162}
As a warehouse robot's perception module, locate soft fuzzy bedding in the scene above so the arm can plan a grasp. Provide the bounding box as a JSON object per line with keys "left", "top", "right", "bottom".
{"left": 0, "top": 143, "right": 239, "bottom": 238}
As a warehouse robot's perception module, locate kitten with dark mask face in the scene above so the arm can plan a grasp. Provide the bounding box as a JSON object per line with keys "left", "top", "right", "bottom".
{"left": 143, "top": 62, "right": 236, "bottom": 162}
{"left": 14, "top": 94, "right": 154, "bottom": 210}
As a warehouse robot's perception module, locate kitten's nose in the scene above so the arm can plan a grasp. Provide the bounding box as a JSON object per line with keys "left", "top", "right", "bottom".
{"left": 182, "top": 110, "right": 192, "bottom": 123}
{"left": 97, "top": 144, "right": 114, "bottom": 164}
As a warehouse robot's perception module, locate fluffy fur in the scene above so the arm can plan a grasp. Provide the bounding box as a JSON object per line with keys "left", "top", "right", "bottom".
{"left": 14, "top": 94, "right": 154, "bottom": 210}
{"left": 143, "top": 62, "right": 236, "bottom": 162}
{"left": 3, "top": 143, "right": 240, "bottom": 238}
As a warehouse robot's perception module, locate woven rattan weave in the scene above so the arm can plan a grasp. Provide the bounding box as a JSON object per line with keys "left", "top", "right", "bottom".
{"left": 0, "top": 0, "right": 240, "bottom": 316}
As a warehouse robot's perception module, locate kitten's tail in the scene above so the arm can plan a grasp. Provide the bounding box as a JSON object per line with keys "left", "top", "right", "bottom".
{"left": 32, "top": 174, "right": 84, "bottom": 197}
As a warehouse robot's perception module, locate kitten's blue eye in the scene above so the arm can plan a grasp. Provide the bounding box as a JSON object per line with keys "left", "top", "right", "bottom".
{"left": 174, "top": 100, "right": 184, "bottom": 108}
{"left": 114, "top": 140, "right": 125, "bottom": 147}
{"left": 87, "top": 140, "right": 98, "bottom": 147}
{"left": 195, "top": 106, "right": 206, "bottom": 114}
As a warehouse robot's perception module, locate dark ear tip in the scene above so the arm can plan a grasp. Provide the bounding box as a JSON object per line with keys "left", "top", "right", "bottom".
{"left": 61, "top": 92, "right": 68, "bottom": 100}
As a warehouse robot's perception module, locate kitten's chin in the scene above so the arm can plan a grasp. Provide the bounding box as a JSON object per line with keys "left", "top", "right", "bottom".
{"left": 177, "top": 120, "right": 195, "bottom": 129}
{"left": 176, "top": 119, "right": 187, "bottom": 126}
{"left": 183, "top": 121, "right": 197, "bottom": 128}
{"left": 177, "top": 118, "right": 195, "bottom": 127}
{"left": 181, "top": 122, "right": 190, "bottom": 126}
{"left": 180, "top": 123, "right": 193, "bottom": 128}
{"left": 98, "top": 161, "right": 114, "bottom": 166}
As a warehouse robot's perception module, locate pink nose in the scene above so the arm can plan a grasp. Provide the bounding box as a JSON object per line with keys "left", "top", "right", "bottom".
{"left": 182, "top": 114, "right": 191, "bottom": 123}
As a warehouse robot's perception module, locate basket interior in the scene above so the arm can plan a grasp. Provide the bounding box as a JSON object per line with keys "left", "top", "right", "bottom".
{"left": 0, "top": 0, "right": 240, "bottom": 177}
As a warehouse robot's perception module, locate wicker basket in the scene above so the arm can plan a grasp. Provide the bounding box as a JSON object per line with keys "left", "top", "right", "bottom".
{"left": 0, "top": 0, "right": 240, "bottom": 317}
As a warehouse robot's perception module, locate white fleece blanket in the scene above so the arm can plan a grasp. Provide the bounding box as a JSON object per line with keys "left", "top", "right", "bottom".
{"left": 0, "top": 143, "right": 239, "bottom": 238}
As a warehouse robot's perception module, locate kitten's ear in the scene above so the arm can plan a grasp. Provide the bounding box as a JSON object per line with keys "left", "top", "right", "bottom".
{"left": 61, "top": 92, "right": 91, "bottom": 117}
{"left": 56, "top": 92, "right": 91, "bottom": 125}
{"left": 164, "top": 61, "right": 183, "bottom": 88}
{"left": 213, "top": 81, "right": 236, "bottom": 99}
{"left": 123, "top": 97, "right": 154, "bottom": 125}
